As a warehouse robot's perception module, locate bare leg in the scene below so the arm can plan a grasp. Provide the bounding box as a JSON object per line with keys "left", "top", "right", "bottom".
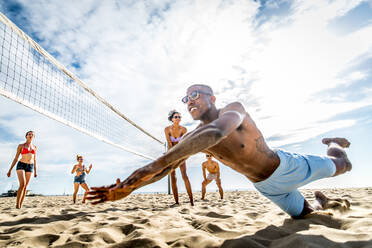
{"left": 297, "top": 138, "right": 352, "bottom": 218}
{"left": 294, "top": 199, "right": 314, "bottom": 219}
{"left": 180, "top": 162, "right": 194, "bottom": 206}
{"left": 80, "top": 183, "right": 90, "bottom": 204}
{"left": 201, "top": 179, "right": 211, "bottom": 200}
{"left": 170, "top": 170, "right": 179, "bottom": 205}
{"left": 73, "top": 183, "right": 79, "bottom": 204}
{"left": 19, "top": 172, "right": 32, "bottom": 208}
{"left": 322, "top": 137, "right": 352, "bottom": 176}
{"left": 216, "top": 178, "right": 224, "bottom": 200}
{"left": 16, "top": 170, "right": 26, "bottom": 209}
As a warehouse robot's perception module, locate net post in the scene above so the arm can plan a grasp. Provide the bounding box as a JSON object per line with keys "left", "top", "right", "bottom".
{"left": 168, "top": 174, "right": 171, "bottom": 195}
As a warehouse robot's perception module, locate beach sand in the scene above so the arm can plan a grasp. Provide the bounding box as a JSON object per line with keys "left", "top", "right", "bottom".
{"left": 0, "top": 188, "right": 371, "bottom": 248}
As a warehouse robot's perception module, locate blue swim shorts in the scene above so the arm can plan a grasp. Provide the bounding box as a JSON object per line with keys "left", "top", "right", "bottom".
{"left": 74, "top": 174, "right": 86, "bottom": 184}
{"left": 253, "top": 149, "right": 336, "bottom": 217}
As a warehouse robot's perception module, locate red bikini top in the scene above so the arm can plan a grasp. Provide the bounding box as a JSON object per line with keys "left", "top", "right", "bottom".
{"left": 21, "top": 144, "right": 35, "bottom": 155}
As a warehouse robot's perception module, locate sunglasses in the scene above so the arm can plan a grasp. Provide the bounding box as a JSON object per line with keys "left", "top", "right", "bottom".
{"left": 206, "top": 155, "right": 211, "bottom": 158}
{"left": 182, "top": 90, "right": 211, "bottom": 104}
{"left": 173, "top": 116, "right": 181, "bottom": 119}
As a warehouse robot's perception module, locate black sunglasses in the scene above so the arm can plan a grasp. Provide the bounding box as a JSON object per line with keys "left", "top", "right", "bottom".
{"left": 182, "top": 90, "right": 212, "bottom": 104}
{"left": 173, "top": 116, "right": 181, "bottom": 119}
{"left": 206, "top": 155, "right": 211, "bottom": 157}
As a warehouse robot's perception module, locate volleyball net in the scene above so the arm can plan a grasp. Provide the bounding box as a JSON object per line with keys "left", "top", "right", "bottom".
{"left": 0, "top": 12, "right": 165, "bottom": 160}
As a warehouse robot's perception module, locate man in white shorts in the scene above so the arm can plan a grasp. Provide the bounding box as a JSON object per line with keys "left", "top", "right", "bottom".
{"left": 201, "top": 154, "right": 223, "bottom": 200}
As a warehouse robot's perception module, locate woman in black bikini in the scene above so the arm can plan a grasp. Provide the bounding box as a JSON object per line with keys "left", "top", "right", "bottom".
{"left": 71, "top": 155, "right": 92, "bottom": 204}
{"left": 164, "top": 110, "right": 194, "bottom": 206}
{"left": 7, "top": 131, "right": 37, "bottom": 209}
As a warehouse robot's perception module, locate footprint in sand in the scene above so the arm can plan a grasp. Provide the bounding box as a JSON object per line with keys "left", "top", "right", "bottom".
{"left": 200, "top": 211, "right": 232, "bottom": 219}
{"left": 113, "top": 223, "right": 141, "bottom": 235}
{"left": 33, "top": 234, "right": 60, "bottom": 246}
{"left": 77, "top": 233, "right": 95, "bottom": 242}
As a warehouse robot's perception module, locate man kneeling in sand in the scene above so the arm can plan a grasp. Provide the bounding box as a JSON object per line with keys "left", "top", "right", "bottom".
{"left": 87, "top": 84, "right": 352, "bottom": 219}
{"left": 202, "top": 154, "right": 223, "bottom": 200}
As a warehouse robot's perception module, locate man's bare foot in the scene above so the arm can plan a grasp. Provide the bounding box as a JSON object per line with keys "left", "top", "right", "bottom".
{"left": 314, "top": 191, "right": 351, "bottom": 212}
{"left": 322, "top": 138, "right": 350, "bottom": 148}
{"left": 322, "top": 138, "right": 352, "bottom": 173}
{"left": 314, "top": 191, "right": 329, "bottom": 209}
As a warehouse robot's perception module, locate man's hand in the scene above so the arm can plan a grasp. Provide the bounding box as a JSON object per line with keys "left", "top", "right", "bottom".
{"left": 89, "top": 164, "right": 93, "bottom": 169}
{"left": 7, "top": 170, "right": 11, "bottom": 177}
{"left": 34, "top": 171, "right": 37, "bottom": 177}
{"left": 86, "top": 179, "right": 131, "bottom": 204}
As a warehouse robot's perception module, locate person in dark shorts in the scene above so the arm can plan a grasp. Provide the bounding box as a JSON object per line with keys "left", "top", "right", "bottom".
{"left": 7, "top": 131, "right": 38, "bottom": 209}
{"left": 71, "top": 155, "right": 93, "bottom": 203}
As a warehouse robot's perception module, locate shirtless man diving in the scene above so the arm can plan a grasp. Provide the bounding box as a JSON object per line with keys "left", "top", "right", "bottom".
{"left": 202, "top": 154, "right": 223, "bottom": 200}
{"left": 87, "top": 84, "right": 352, "bottom": 219}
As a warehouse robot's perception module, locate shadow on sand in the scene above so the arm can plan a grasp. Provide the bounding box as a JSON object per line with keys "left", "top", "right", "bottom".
{"left": 221, "top": 213, "right": 372, "bottom": 248}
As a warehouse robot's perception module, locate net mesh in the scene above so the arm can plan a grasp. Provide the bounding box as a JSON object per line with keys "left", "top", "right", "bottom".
{"left": 0, "top": 12, "right": 164, "bottom": 160}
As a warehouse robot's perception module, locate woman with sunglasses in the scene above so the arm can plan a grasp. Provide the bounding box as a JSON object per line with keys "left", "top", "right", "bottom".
{"left": 71, "top": 155, "right": 92, "bottom": 204}
{"left": 164, "top": 110, "right": 194, "bottom": 206}
{"left": 7, "top": 130, "right": 37, "bottom": 209}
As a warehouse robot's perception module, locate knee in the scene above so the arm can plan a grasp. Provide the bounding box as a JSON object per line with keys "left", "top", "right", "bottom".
{"left": 334, "top": 158, "right": 352, "bottom": 175}
{"left": 170, "top": 172, "right": 176, "bottom": 179}
{"left": 19, "top": 184, "right": 25, "bottom": 190}
{"left": 202, "top": 181, "right": 207, "bottom": 187}
{"left": 182, "top": 174, "right": 189, "bottom": 181}
{"left": 342, "top": 157, "right": 352, "bottom": 171}
{"left": 171, "top": 175, "right": 177, "bottom": 182}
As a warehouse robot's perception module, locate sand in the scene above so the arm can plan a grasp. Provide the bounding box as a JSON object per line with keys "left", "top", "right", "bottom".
{"left": 0, "top": 188, "right": 371, "bottom": 248}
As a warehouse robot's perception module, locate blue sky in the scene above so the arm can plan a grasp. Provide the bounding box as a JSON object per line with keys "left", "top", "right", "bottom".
{"left": 0, "top": 0, "right": 371, "bottom": 196}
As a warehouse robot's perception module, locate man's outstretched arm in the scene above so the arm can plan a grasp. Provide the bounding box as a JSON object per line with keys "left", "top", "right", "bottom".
{"left": 87, "top": 104, "right": 246, "bottom": 204}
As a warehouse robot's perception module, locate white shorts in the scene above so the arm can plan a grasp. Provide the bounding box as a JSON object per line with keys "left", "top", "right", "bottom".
{"left": 253, "top": 149, "right": 336, "bottom": 217}
{"left": 207, "top": 173, "right": 217, "bottom": 181}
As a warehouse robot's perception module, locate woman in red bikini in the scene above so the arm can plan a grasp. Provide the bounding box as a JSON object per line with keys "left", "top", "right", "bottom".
{"left": 164, "top": 110, "right": 194, "bottom": 206}
{"left": 7, "top": 131, "right": 37, "bottom": 209}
